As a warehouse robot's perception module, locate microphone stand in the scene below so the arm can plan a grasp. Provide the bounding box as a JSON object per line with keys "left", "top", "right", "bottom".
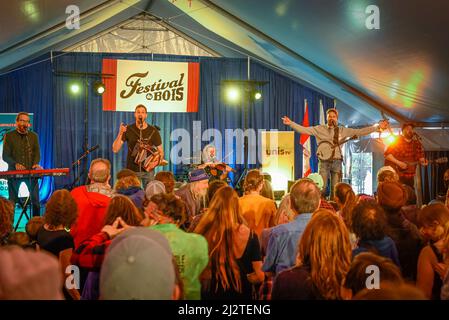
{"left": 66, "top": 145, "right": 99, "bottom": 190}
{"left": 138, "top": 118, "right": 143, "bottom": 174}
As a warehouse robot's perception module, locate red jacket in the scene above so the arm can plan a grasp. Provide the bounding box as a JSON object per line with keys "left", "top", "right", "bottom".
{"left": 71, "top": 232, "right": 111, "bottom": 270}
{"left": 70, "top": 186, "right": 111, "bottom": 249}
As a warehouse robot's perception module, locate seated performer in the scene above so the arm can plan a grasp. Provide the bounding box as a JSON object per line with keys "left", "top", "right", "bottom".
{"left": 198, "top": 144, "right": 234, "bottom": 181}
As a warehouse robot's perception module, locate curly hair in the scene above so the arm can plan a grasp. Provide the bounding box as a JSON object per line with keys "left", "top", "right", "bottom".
{"left": 351, "top": 200, "right": 387, "bottom": 241}
{"left": 114, "top": 175, "right": 141, "bottom": 191}
{"left": 150, "top": 193, "right": 187, "bottom": 226}
{"left": 0, "top": 196, "right": 14, "bottom": 239}
{"left": 104, "top": 195, "right": 144, "bottom": 226}
{"left": 297, "top": 209, "right": 352, "bottom": 300}
{"left": 44, "top": 190, "right": 78, "bottom": 228}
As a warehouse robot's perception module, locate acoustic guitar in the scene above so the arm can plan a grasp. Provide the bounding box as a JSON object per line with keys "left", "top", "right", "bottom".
{"left": 386, "top": 157, "right": 447, "bottom": 173}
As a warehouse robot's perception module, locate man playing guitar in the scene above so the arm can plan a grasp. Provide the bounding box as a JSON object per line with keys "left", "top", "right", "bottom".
{"left": 384, "top": 122, "right": 428, "bottom": 188}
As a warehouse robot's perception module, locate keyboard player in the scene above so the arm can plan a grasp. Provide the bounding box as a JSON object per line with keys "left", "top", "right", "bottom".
{"left": 2, "top": 112, "right": 42, "bottom": 216}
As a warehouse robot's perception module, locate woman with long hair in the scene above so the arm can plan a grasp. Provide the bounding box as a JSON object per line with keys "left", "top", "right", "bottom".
{"left": 334, "top": 182, "right": 358, "bottom": 230}
{"left": 194, "top": 186, "right": 264, "bottom": 299}
{"left": 272, "top": 209, "right": 352, "bottom": 300}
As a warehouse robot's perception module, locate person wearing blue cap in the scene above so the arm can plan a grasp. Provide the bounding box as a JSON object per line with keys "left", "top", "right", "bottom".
{"left": 175, "top": 169, "right": 209, "bottom": 223}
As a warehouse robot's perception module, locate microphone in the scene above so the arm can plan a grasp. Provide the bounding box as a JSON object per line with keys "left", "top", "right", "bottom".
{"left": 138, "top": 116, "right": 144, "bottom": 129}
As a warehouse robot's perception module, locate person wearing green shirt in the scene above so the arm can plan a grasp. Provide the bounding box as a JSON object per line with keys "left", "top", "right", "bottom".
{"left": 146, "top": 193, "right": 208, "bottom": 300}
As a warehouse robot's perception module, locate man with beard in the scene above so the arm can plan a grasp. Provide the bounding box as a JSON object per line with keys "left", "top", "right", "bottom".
{"left": 175, "top": 169, "right": 209, "bottom": 223}
{"left": 112, "top": 104, "right": 164, "bottom": 188}
{"left": 384, "top": 123, "right": 427, "bottom": 188}
{"left": 282, "top": 108, "right": 388, "bottom": 199}
{"left": 2, "top": 112, "right": 41, "bottom": 216}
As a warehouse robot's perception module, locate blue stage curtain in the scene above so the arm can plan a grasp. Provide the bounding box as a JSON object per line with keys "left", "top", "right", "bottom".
{"left": 4, "top": 52, "right": 334, "bottom": 193}
{"left": 0, "top": 54, "right": 54, "bottom": 202}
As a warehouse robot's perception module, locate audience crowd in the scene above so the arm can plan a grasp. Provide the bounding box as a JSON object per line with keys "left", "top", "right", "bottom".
{"left": 1, "top": 162, "right": 449, "bottom": 300}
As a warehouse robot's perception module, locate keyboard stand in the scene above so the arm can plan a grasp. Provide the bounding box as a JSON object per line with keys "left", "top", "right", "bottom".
{"left": 14, "top": 195, "right": 31, "bottom": 231}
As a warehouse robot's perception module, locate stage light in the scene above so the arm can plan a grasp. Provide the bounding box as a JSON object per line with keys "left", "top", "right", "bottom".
{"left": 225, "top": 86, "right": 240, "bottom": 103}
{"left": 254, "top": 91, "right": 262, "bottom": 100}
{"left": 70, "top": 83, "right": 81, "bottom": 95}
{"left": 93, "top": 81, "right": 105, "bottom": 95}
{"left": 385, "top": 135, "right": 397, "bottom": 145}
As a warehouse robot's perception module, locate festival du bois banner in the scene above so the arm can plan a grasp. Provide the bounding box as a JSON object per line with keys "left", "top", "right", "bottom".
{"left": 102, "top": 59, "right": 200, "bottom": 113}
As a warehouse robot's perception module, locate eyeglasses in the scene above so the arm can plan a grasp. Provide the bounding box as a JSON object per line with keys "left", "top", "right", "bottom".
{"left": 18, "top": 119, "right": 30, "bottom": 123}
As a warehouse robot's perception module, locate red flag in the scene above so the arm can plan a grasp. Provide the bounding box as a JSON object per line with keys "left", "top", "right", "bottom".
{"left": 300, "top": 100, "right": 311, "bottom": 177}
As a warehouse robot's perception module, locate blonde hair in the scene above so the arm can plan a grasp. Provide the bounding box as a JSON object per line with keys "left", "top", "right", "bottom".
{"left": 193, "top": 186, "right": 245, "bottom": 293}
{"left": 297, "top": 209, "right": 352, "bottom": 299}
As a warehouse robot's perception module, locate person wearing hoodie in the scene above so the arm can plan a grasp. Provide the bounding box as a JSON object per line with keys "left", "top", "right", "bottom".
{"left": 70, "top": 158, "right": 113, "bottom": 249}
{"left": 114, "top": 169, "right": 145, "bottom": 211}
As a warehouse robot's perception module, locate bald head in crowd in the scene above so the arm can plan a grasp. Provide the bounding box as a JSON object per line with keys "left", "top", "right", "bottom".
{"left": 290, "top": 178, "right": 321, "bottom": 215}
{"left": 88, "top": 158, "right": 111, "bottom": 184}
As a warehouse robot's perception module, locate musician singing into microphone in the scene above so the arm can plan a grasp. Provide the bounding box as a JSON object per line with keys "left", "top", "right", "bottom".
{"left": 282, "top": 108, "right": 388, "bottom": 199}
{"left": 384, "top": 123, "right": 427, "bottom": 188}
{"left": 2, "top": 112, "right": 41, "bottom": 216}
{"left": 112, "top": 104, "right": 164, "bottom": 188}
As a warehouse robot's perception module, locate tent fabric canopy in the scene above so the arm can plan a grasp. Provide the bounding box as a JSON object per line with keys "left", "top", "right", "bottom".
{"left": 1, "top": 0, "right": 449, "bottom": 127}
